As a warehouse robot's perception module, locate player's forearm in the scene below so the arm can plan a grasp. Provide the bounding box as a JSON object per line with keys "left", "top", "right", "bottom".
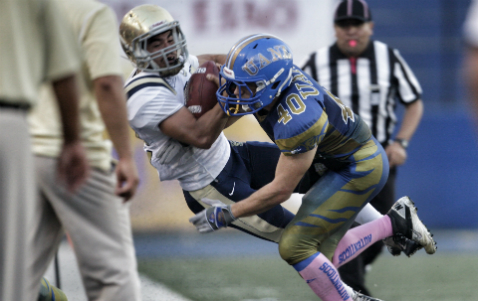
{"left": 192, "top": 103, "right": 229, "bottom": 148}
{"left": 52, "top": 74, "right": 81, "bottom": 144}
{"left": 197, "top": 54, "right": 227, "bottom": 65}
{"left": 395, "top": 99, "right": 423, "bottom": 140}
{"left": 224, "top": 115, "right": 241, "bottom": 129}
{"left": 231, "top": 183, "right": 292, "bottom": 218}
{"left": 94, "top": 75, "right": 133, "bottom": 159}
{"left": 230, "top": 154, "right": 310, "bottom": 218}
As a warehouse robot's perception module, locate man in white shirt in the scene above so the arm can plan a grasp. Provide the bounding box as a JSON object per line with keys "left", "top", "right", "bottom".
{"left": 28, "top": 0, "right": 141, "bottom": 300}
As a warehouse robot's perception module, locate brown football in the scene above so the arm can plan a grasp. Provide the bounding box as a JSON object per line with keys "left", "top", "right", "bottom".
{"left": 184, "top": 60, "right": 220, "bottom": 118}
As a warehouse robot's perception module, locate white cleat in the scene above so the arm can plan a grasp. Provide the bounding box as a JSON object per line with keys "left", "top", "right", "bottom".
{"left": 387, "top": 196, "right": 437, "bottom": 254}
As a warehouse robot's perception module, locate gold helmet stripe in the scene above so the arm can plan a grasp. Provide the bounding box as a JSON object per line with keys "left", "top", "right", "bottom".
{"left": 225, "top": 34, "right": 278, "bottom": 70}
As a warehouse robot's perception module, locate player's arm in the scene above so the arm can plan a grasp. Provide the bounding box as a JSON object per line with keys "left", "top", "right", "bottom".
{"left": 160, "top": 65, "right": 231, "bottom": 148}
{"left": 160, "top": 103, "right": 229, "bottom": 149}
{"left": 161, "top": 54, "right": 235, "bottom": 147}
{"left": 201, "top": 71, "right": 242, "bottom": 129}
{"left": 224, "top": 116, "right": 242, "bottom": 128}
{"left": 231, "top": 148, "right": 316, "bottom": 217}
{"left": 197, "top": 54, "right": 227, "bottom": 66}
{"left": 189, "top": 148, "right": 316, "bottom": 232}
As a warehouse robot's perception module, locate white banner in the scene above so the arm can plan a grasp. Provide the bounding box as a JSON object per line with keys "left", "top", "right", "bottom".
{"left": 102, "top": 0, "right": 335, "bottom": 64}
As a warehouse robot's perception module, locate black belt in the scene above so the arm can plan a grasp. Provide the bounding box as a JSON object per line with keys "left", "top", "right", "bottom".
{"left": 0, "top": 101, "right": 30, "bottom": 111}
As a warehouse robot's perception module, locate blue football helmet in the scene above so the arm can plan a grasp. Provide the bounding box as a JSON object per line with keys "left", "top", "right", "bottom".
{"left": 217, "top": 34, "right": 294, "bottom": 116}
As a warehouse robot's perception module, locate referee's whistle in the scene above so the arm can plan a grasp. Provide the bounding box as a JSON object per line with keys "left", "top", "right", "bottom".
{"left": 349, "top": 40, "right": 357, "bottom": 47}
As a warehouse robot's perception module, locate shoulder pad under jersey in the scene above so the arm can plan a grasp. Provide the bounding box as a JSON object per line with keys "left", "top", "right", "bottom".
{"left": 125, "top": 74, "right": 176, "bottom": 100}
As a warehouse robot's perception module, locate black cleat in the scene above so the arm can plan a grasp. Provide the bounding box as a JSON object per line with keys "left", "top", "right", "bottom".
{"left": 387, "top": 196, "right": 437, "bottom": 254}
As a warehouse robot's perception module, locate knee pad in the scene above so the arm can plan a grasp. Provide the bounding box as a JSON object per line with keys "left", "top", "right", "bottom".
{"left": 278, "top": 233, "right": 319, "bottom": 265}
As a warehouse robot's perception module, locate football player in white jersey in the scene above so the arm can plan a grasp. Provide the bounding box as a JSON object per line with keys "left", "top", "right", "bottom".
{"left": 120, "top": 5, "right": 423, "bottom": 291}
{"left": 120, "top": 4, "right": 299, "bottom": 242}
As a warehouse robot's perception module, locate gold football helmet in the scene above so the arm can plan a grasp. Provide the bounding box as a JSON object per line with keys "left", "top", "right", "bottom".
{"left": 119, "top": 5, "right": 188, "bottom": 76}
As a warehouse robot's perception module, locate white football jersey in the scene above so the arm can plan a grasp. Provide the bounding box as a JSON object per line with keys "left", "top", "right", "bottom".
{"left": 125, "top": 55, "right": 230, "bottom": 191}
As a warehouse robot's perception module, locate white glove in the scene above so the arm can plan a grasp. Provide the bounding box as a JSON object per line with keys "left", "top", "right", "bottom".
{"left": 189, "top": 198, "right": 236, "bottom": 233}
{"left": 157, "top": 139, "right": 184, "bottom": 164}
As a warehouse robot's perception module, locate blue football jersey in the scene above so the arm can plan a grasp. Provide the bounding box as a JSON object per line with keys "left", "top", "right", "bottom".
{"left": 254, "top": 66, "right": 371, "bottom": 163}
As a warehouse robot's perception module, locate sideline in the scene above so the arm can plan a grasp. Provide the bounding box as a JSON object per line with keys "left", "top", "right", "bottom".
{"left": 44, "top": 240, "right": 193, "bottom": 301}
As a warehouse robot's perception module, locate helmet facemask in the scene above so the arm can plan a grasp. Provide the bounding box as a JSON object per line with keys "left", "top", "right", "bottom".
{"left": 217, "top": 65, "right": 293, "bottom": 116}
{"left": 219, "top": 79, "right": 263, "bottom": 115}
{"left": 128, "top": 21, "right": 188, "bottom": 77}
{"left": 120, "top": 4, "right": 189, "bottom": 77}
{"left": 216, "top": 34, "right": 294, "bottom": 116}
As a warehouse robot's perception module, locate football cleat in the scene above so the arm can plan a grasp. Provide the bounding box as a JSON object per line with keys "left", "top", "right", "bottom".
{"left": 352, "top": 291, "right": 384, "bottom": 301}
{"left": 387, "top": 196, "right": 437, "bottom": 254}
{"left": 383, "top": 235, "right": 422, "bottom": 257}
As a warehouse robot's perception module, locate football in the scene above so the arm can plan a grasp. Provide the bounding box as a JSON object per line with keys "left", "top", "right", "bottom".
{"left": 184, "top": 60, "right": 220, "bottom": 118}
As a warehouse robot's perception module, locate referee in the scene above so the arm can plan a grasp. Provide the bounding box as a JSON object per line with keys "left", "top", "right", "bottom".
{"left": 301, "top": 0, "right": 424, "bottom": 296}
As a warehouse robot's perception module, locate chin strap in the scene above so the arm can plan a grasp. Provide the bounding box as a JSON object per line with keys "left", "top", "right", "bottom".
{"left": 264, "top": 68, "right": 284, "bottom": 87}
{"left": 230, "top": 100, "right": 241, "bottom": 115}
{"left": 274, "top": 68, "right": 293, "bottom": 98}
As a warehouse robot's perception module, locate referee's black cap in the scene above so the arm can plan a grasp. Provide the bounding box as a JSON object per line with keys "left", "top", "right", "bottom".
{"left": 334, "top": 0, "right": 372, "bottom": 23}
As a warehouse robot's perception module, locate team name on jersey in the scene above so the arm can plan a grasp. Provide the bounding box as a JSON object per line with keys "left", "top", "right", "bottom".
{"left": 276, "top": 68, "right": 319, "bottom": 125}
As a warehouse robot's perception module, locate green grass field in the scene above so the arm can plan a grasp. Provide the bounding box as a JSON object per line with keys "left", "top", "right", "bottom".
{"left": 138, "top": 252, "right": 478, "bottom": 301}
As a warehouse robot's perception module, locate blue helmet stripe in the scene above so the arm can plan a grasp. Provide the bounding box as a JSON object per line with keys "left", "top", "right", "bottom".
{"left": 226, "top": 34, "right": 278, "bottom": 69}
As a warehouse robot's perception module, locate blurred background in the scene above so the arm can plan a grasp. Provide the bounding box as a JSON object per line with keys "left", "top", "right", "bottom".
{"left": 52, "top": 0, "right": 478, "bottom": 300}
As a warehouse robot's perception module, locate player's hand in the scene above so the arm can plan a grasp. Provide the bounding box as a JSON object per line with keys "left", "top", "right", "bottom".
{"left": 214, "top": 62, "right": 224, "bottom": 84}
{"left": 189, "top": 198, "right": 236, "bottom": 233}
{"left": 206, "top": 73, "right": 222, "bottom": 88}
{"left": 385, "top": 142, "right": 407, "bottom": 167}
{"left": 57, "top": 141, "right": 90, "bottom": 193}
{"left": 157, "top": 138, "right": 184, "bottom": 165}
{"left": 207, "top": 64, "right": 226, "bottom": 88}
{"left": 115, "top": 157, "right": 139, "bottom": 202}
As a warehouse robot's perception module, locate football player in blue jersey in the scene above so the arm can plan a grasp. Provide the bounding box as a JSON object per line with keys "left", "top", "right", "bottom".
{"left": 119, "top": 6, "right": 428, "bottom": 300}
{"left": 190, "top": 34, "right": 437, "bottom": 301}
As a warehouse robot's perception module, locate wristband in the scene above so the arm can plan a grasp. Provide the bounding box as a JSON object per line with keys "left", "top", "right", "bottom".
{"left": 222, "top": 205, "right": 236, "bottom": 226}
{"left": 394, "top": 138, "right": 409, "bottom": 149}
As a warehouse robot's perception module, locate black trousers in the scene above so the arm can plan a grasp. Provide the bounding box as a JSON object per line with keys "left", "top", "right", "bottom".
{"left": 338, "top": 167, "right": 397, "bottom": 296}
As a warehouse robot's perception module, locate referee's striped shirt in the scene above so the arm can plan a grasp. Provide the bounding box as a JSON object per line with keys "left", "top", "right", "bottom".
{"left": 301, "top": 40, "right": 422, "bottom": 145}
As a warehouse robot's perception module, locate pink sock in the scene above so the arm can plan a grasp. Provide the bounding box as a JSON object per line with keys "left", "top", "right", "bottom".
{"left": 293, "top": 252, "right": 351, "bottom": 301}
{"left": 333, "top": 215, "right": 393, "bottom": 267}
